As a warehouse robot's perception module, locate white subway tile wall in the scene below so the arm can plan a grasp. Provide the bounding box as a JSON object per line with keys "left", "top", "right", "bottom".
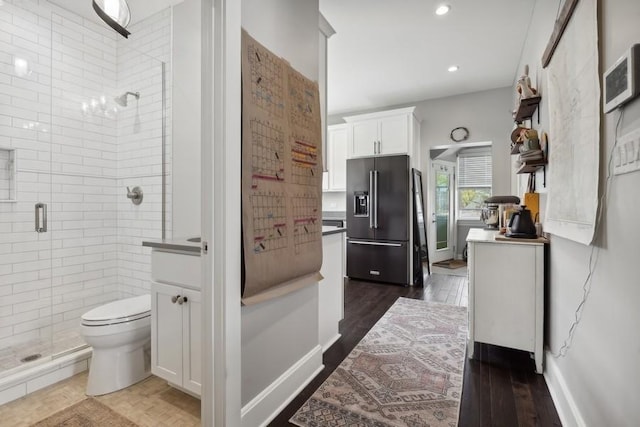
{"left": 116, "top": 8, "right": 172, "bottom": 298}
{"left": 0, "top": 0, "right": 172, "bottom": 370}
{"left": 0, "top": 149, "right": 14, "bottom": 201}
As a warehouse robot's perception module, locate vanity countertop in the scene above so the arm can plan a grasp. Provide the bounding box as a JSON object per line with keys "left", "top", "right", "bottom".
{"left": 142, "top": 237, "right": 202, "bottom": 254}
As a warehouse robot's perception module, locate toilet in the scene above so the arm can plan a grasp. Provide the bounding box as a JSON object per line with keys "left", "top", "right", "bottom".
{"left": 81, "top": 294, "right": 151, "bottom": 396}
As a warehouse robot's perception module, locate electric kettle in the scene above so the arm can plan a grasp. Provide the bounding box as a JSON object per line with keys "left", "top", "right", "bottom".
{"left": 506, "top": 205, "right": 537, "bottom": 238}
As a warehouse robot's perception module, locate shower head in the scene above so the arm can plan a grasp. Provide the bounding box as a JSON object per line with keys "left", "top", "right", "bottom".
{"left": 114, "top": 91, "right": 140, "bottom": 107}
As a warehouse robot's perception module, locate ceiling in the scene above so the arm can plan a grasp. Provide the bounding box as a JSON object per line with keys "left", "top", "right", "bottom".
{"left": 50, "top": 0, "right": 535, "bottom": 117}
{"left": 319, "top": 0, "right": 537, "bottom": 116}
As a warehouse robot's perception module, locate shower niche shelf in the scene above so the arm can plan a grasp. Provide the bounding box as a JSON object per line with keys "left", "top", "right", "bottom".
{"left": 0, "top": 147, "right": 16, "bottom": 202}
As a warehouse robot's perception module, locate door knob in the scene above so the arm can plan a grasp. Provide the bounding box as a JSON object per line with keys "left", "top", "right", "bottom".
{"left": 171, "top": 295, "right": 179, "bottom": 303}
{"left": 177, "top": 296, "right": 188, "bottom": 305}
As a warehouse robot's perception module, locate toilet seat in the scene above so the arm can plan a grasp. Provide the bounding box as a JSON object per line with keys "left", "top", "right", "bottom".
{"left": 81, "top": 295, "right": 150, "bottom": 327}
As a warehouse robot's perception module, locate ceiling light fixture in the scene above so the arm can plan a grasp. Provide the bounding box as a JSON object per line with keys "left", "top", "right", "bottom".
{"left": 92, "top": 0, "right": 132, "bottom": 38}
{"left": 448, "top": 65, "right": 459, "bottom": 72}
{"left": 435, "top": 4, "right": 451, "bottom": 16}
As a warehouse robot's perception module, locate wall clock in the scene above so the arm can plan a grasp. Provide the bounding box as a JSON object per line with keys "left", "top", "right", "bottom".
{"left": 450, "top": 126, "right": 469, "bottom": 142}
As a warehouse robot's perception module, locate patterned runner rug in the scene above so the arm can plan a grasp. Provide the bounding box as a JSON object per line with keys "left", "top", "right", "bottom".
{"left": 290, "top": 297, "right": 468, "bottom": 427}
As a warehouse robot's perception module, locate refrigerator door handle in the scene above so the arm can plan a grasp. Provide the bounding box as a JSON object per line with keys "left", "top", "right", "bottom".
{"left": 369, "top": 170, "right": 374, "bottom": 229}
{"left": 348, "top": 240, "right": 402, "bottom": 247}
{"left": 373, "top": 170, "right": 379, "bottom": 228}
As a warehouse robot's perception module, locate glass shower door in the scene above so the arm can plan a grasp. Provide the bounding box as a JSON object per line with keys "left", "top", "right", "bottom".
{"left": 0, "top": 0, "right": 54, "bottom": 377}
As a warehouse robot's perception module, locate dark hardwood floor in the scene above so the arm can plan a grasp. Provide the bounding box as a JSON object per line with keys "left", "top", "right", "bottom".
{"left": 269, "top": 273, "right": 562, "bottom": 427}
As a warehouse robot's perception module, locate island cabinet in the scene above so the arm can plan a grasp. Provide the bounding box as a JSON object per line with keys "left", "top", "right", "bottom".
{"left": 150, "top": 249, "right": 202, "bottom": 396}
{"left": 343, "top": 107, "right": 418, "bottom": 159}
{"left": 466, "top": 228, "right": 546, "bottom": 373}
{"left": 318, "top": 228, "right": 346, "bottom": 351}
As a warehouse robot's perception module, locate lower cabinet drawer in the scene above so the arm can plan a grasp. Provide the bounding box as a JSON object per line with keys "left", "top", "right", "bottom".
{"left": 152, "top": 250, "right": 201, "bottom": 289}
{"left": 346, "top": 239, "right": 408, "bottom": 285}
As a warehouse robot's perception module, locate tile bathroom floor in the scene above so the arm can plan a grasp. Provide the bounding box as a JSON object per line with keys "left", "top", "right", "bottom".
{"left": 1, "top": 372, "right": 200, "bottom": 426}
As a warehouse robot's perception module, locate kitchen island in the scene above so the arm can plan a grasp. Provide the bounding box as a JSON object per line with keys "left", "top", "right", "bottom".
{"left": 319, "top": 226, "right": 346, "bottom": 351}
{"left": 466, "top": 228, "right": 547, "bottom": 373}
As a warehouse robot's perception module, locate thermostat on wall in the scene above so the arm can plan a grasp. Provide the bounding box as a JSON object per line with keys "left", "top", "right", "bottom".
{"left": 603, "top": 43, "right": 640, "bottom": 113}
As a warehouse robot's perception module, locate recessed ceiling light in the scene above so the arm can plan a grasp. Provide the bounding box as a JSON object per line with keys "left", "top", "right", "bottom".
{"left": 435, "top": 4, "right": 451, "bottom": 16}
{"left": 448, "top": 65, "right": 459, "bottom": 72}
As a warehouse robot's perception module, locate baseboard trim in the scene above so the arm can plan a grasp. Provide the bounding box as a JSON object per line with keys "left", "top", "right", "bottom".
{"left": 241, "top": 344, "right": 323, "bottom": 427}
{"left": 321, "top": 333, "right": 341, "bottom": 353}
{"left": 544, "top": 350, "right": 586, "bottom": 427}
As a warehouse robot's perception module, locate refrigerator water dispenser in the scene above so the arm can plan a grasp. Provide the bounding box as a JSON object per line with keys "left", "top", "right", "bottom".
{"left": 353, "top": 191, "right": 369, "bottom": 217}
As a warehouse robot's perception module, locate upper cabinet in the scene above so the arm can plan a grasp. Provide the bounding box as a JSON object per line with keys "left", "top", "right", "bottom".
{"left": 343, "top": 107, "right": 419, "bottom": 160}
{"left": 325, "top": 124, "right": 348, "bottom": 191}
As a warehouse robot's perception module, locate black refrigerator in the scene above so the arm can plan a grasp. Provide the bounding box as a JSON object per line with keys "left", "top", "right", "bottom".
{"left": 346, "top": 155, "right": 410, "bottom": 285}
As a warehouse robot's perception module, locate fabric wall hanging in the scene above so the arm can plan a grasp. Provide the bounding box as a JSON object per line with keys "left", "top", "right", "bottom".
{"left": 241, "top": 30, "right": 323, "bottom": 304}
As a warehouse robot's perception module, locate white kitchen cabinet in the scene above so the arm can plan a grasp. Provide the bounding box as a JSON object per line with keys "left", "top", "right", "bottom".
{"left": 466, "top": 228, "right": 546, "bottom": 373}
{"left": 324, "top": 124, "right": 348, "bottom": 191}
{"left": 344, "top": 107, "right": 418, "bottom": 159}
{"left": 151, "top": 282, "right": 202, "bottom": 396}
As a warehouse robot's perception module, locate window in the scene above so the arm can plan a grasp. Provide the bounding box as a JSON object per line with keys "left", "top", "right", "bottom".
{"left": 457, "top": 149, "right": 492, "bottom": 219}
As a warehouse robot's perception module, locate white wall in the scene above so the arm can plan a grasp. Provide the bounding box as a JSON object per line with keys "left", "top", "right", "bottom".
{"left": 240, "top": 0, "right": 322, "bottom": 418}
{"left": 516, "top": 1, "right": 640, "bottom": 425}
{"left": 171, "top": 0, "right": 201, "bottom": 237}
{"left": 413, "top": 87, "right": 513, "bottom": 197}
{"left": 117, "top": 8, "right": 173, "bottom": 298}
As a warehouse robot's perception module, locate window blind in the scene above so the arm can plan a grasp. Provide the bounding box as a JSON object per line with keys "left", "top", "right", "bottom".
{"left": 458, "top": 152, "right": 492, "bottom": 187}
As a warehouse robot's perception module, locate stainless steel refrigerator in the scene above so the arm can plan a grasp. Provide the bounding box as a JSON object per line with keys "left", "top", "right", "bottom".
{"left": 346, "top": 155, "right": 410, "bottom": 285}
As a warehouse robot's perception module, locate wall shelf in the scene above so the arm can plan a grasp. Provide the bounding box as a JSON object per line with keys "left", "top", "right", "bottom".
{"left": 514, "top": 96, "right": 541, "bottom": 123}
{"left": 0, "top": 147, "right": 16, "bottom": 202}
{"left": 510, "top": 142, "right": 523, "bottom": 155}
{"left": 516, "top": 159, "right": 547, "bottom": 174}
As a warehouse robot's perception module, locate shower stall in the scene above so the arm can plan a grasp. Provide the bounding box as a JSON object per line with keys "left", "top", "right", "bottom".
{"left": 0, "top": 0, "right": 171, "bottom": 386}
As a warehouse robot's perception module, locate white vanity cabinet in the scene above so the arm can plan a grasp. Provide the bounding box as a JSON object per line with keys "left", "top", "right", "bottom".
{"left": 149, "top": 248, "right": 202, "bottom": 396}
{"left": 323, "top": 124, "right": 348, "bottom": 191}
{"left": 466, "top": 228, "right": 546, "bottom": 373}
{"left": 343, "top": 107, "right": 418, "bottom": 159}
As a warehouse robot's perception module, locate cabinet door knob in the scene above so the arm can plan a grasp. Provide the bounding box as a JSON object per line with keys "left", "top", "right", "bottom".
{"left": 177, "top": 295, "right": 188, "bottom": 305}
{"left": 171, "top": 295, "right": 179, "bottom": 303}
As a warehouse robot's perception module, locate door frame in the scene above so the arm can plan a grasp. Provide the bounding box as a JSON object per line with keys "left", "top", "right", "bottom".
{"left": 201, "top": 0, "right": 242, "bottom": 425}
{"left": 428, "top": 160, "right": 456, "bottom": 264}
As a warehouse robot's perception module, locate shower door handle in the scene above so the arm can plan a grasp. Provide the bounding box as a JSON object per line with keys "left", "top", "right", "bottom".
{"left": 35, "top": 203, "right": 47, "bottom": 233}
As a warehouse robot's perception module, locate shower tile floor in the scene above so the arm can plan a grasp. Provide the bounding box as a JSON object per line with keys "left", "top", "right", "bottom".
{"left": 0, "top": 328, "right": 87, "bottom": 376}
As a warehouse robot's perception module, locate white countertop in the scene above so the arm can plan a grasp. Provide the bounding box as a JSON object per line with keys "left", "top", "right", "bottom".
{"left": 142, "top": 237, "right": 201, "bottom": 253}
{"left": 466, "top": 228, "right": 548, "bottom": 245}
{"left": 322, "top": 225, "right": 346, "bottom": 236}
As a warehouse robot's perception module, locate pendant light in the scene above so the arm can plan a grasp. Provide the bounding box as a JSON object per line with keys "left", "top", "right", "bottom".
{"left": 92, "top": 0, "right": 132, "bottom": 38}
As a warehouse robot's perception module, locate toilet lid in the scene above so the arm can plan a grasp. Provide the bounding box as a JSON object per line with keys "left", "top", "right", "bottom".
{"left": 81, "top": 294, "right": 150, "bottom": 326}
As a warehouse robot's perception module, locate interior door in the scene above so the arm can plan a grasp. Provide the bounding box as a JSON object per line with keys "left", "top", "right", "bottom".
{"left": 429, "top": 161, "right": 455, "bottom": 263}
